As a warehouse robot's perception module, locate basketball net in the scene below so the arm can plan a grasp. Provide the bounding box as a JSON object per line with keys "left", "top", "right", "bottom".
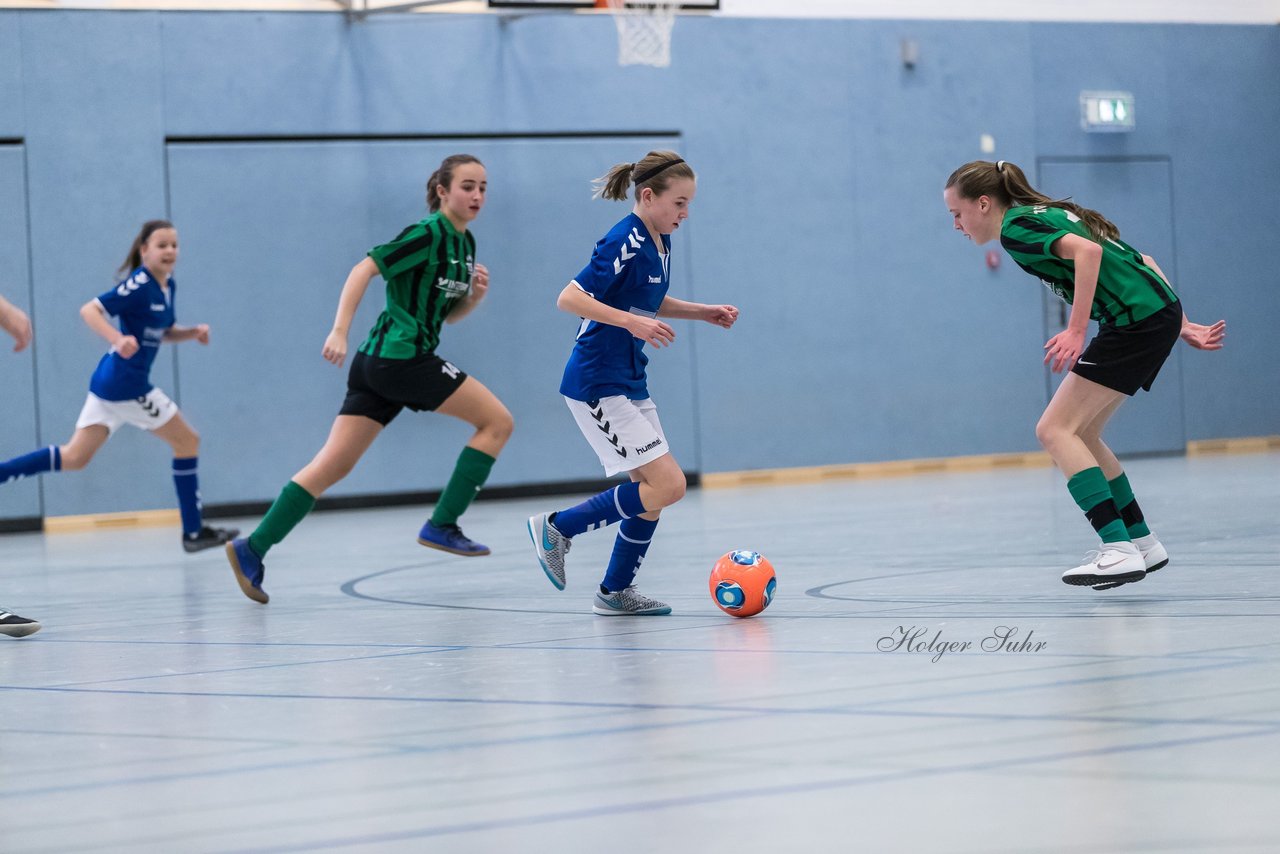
{"left": 598, "top": 0, "right": 678, "bottom": 68}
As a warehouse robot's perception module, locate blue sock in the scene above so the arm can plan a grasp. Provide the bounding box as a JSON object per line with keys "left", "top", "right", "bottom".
{"left": 0, "top": 446, "right": 61, "bottom": 486}
{"left": 551, "top": 482, "right": 646, "bottom": 538}
{"left": 601, "top": 516, "right": 659, "bottom": 593}
{"left": 172, "top": 456, "right": 202, "bottom": 537}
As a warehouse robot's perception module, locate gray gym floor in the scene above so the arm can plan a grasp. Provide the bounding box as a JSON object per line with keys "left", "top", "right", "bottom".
{"left": 2, "top": 452, "right": 1278, "bottom": 853}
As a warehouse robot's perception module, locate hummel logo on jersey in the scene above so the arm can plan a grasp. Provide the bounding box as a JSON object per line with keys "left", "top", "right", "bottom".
{"left": 635, "top": 438, "right": 663, "bottom": 454}
{"left": 648, "top": 275, "right": 662, "bottom": 284}
{"left": 151, "top": 303, "right": 166, "bottom": 311}
{"left": 612, "top": 228, "right": 647, "bottom": 274}
{"left": 117, "top": 278, "right": 144, "bottom": 297}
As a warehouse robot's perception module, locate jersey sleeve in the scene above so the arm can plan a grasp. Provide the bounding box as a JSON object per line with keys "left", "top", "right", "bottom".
{"left": 1000, "top": 212, "right": 1072, "bottom": 265}
{"left": 95, "top": 271, "right": 150, "bottom": 317}
{"left": 572, "top": 231, "right": 630, "bottom": 299}
{"left": 368, "top": 226, "right": 436, "bottom": 280}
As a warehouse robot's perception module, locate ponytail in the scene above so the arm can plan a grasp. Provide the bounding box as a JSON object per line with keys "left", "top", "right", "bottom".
{"left": 118, "top": 219, "right": 174, "bottom": 276}
{"left": 946, "top": 160, "right": 1120, "bottom": 242}
{"left": 426, "top": 154, "right": 483, "bottom": 213}
{"left": 592, "top": 150, "right": 695, "bottom": 202}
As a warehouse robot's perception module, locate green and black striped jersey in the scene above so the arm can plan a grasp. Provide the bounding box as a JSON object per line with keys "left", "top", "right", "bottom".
{"left": 1000, "top": 205, "right": 1178, "bottom": 326}
{"left": 359, "top": 212, "right": 476, "bottom": 359}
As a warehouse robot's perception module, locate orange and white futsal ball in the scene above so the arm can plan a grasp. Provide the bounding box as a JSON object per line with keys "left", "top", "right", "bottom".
{"left": 709, "top": 550, "right": 776, "bottom": 618}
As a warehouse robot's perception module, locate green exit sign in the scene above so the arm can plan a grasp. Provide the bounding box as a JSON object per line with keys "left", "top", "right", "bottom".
{"left": 1080, "top": 91, "right": 1135, "bottom": 132}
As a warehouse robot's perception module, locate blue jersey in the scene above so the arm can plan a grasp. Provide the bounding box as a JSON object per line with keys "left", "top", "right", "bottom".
{"left": 559, "top": 213, "right": 671, "bottom": 401}
{"left": 88, "top": 266, "right": 176, "bottom": 401}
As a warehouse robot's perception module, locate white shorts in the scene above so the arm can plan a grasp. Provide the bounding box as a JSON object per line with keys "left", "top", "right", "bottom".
{"left": 565, "top": 395, "right": 670, "bottom": 478}
{"left": 75, "top": 388, "right": 179, "bottom": 434}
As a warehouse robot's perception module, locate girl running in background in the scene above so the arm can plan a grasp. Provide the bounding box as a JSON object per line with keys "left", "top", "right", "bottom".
{"left": 226, "top": 154, "right": 512, "bottom": 604}
{"left": 943, "top": 160, "right": 1225, "bottom": 589}
{"left": 0, "top": 222, "right": 237, "bottom": 554}
{"left": 528, "top": 150, "right": 738, "bottom": 615}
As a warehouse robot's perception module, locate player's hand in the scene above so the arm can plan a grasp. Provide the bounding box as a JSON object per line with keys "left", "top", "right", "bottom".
{"left": 1181, "top": 318, "right": 1226, "bottom": 351}
{"left": 470, "top": 263, "right": 489, "bottom": 301}
{"left": 322, "top": 330, "right": 348, "bottom": 367}
{"left": 194, "top": 324, "right": 210, "bottom": 345}
{"left": 704, "top": 304, "right": 739, "bottom": 329}
{"left": 628, "top": 316, "right": 676, "bottom": 348}
{"left": 115, "top": 335, "right": 140, "bottom": 359}
{"left": 4, "top": 311, "right": 32, "bottom": 352}
{"left": 1044, "top": 327, "right": 1086, "bottom": 373}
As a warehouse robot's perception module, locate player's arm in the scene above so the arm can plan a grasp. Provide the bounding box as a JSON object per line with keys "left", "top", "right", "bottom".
{"left": 446, "top": 263, "right": 488, "bottom": 324}
{"left": 0, "top": 294, "right": 32, "bottom": 352}
{"left": 1141, "top": 253, "right": 1227, "bottom": 350}
{"left": 321, "top": 257, "right": 379, "bottom": 367}
{"left": 1043, "top": 233, "right": 1102, "bottom": 372}
{"left": 80, "top": 298, "right": 139, "bottom": 359}
{"left": 557, "top": 282, "right": 675, "bottom": 348}
{"left": 164, "top": 324, "right": 210, "bottom": 344}
{"left": 657, "top": 296, "right": 739, "bottom": 329}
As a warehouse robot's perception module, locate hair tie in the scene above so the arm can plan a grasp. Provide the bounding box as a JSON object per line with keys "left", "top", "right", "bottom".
{"left": 996, "top": 160, "right": 1006, "bottom": 172}
{"left": 633, "top": 157, "right": 685, "bottom": 185}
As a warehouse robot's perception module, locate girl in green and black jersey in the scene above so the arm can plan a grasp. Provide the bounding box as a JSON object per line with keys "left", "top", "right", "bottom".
{"left": 944, "top": 160, "right": 1225, "bottom": 590}
{"left": 225, "top": 155, "right": 513, "bottom": 604}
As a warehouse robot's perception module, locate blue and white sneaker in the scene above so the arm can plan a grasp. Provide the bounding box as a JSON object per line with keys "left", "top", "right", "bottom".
{"left": 417, "top": 521, "right": 490, "bottom": 556}
{"left": 0, "top": 607, "right": 40, "bottom": 638}
{"left": 225, "top": 538, "right": 269, "bottom": 604}
{"left": 527, "top": 512, "right": 571, "bottom": 590}
{"left": 593, "top": 585, "right": 671, "bottom": 616}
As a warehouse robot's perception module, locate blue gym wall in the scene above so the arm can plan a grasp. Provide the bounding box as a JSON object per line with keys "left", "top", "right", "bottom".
{"left": 0, "top": 11, "right": 1276, "bottom": 521}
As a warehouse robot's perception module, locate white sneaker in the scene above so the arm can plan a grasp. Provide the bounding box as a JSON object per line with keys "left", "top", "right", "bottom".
{"left": 1093, "top": 532, "right": 1169, "bottom": 590}
{"left": 1062, "top": 541, "right": 1146, "bottom": 587}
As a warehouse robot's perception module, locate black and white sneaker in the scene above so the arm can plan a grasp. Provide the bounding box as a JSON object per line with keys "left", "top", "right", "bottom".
{"left": 183, "top": 525, "right": 240, "bottom": 554}
{"left": 1, "top": 607, "right": 41, "bottom": 638}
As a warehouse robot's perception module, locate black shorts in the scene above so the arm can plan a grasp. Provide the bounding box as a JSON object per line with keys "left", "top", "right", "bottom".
{"left": 1072, "top": 301, "right": 1181, "bottom": 396}
{"left": 340, "top": 350, "right": 468, "bottom": 426}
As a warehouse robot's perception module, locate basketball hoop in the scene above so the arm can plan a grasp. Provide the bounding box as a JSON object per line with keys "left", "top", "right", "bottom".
{"left": 598, "top": 0, "right": 678, "bottom": 68}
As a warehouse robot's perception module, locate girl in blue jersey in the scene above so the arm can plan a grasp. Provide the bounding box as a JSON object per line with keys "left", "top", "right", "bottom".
{"left": 0, "top": 294, "right": 40, "bottom": 637}
{"left": 0, "top": 221, "right": 237, "bottom": 553}
{"left": 528, "top": 151, "right": 738, "bottom": 615}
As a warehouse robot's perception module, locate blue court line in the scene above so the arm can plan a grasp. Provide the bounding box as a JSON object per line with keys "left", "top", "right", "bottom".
{"left": 218, "top": 723, "right": 1280, "bottom": 853}
{"left": 3, "top": 679, "right": 1272, "bottom": 731}
{"left": 0, "top": 709, "right": 766, "bottom": 800}
{"left": 47, "top": 645, "right": 466, "bottom": 689}
{"left": 343, "top": 566, "right": 1280, "bottom": 619}
{"left": 28, "top": 638, "right": 466, "bottom": 650}
{"left": 10, "top": 632, "right": 1259, "bottom": 665}
{"left": 835, "top": 656, "right": 1260, "bottom": 710}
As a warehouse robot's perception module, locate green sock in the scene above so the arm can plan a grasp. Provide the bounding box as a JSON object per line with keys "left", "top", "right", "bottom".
{"left": 1066, "top": 466, "right": 1130, "bottom": 544}
{"left": 430, "top": 446, "right": 496, "bottom": 527}
{"left": 1108, "top": 472, "right": 1152, "bottom": 539}
{"left": 248, "top": 480, "right": 317, "bottom": 557}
